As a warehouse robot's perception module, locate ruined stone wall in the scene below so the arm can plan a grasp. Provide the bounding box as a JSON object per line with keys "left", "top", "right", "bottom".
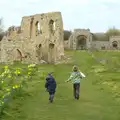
{"left": 91, "top": 41, "right": 110, "bottom": 50}
{"left": 7, "top": 26, "right": 21, "bottom": 41}
{"left": 0, "top": 11, "right": 64, "bottom": 64}
{"left": 0, "top": 36, "right": 37, "bottom": 64}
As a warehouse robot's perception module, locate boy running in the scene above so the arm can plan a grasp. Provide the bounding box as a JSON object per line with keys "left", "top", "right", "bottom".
{"left": 66, "top": 65, "right": 85, "bottom": 100}
{"left": 45, "top": 73, "right": 57, "bottom": 103}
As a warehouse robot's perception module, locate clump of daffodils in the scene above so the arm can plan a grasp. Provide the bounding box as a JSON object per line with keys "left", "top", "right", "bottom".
{"left": 28, "top": 64, "right": 36, "bottom": 68}
{"left": 0, "top": 64, "right": 38, "bottom": 115}
{"left": 14, "top": 68, "right": 21, "bottom": 75}
{"left": 12, "top": 85, "right": 20, "bottom": 89}
{"left": 0, "top": 66, "right": 11, "bottom": 78}
{"left": 27, "top": 64, "right": 37, "bottom": 76}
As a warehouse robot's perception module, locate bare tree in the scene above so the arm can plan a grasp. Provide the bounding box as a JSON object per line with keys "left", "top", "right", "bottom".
{"left": 0, "top": 18, "right": 5, "bottom": 40}
{"left": 0, "top": 18, "right": 4, "bottom": 32}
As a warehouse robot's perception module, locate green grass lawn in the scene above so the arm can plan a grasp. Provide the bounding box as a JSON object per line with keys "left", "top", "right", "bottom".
{"left": 1, "top": 50, "right": 120, "bottom": 120}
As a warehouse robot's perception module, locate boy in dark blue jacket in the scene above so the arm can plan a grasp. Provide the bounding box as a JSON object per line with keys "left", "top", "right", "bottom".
{"left": 45, "top": 73, "right": 57, "bottom": 103}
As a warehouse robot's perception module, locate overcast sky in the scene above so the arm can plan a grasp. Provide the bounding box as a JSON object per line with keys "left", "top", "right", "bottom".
{"left": 0, "top": 0, "right": 120, "bottom": 32}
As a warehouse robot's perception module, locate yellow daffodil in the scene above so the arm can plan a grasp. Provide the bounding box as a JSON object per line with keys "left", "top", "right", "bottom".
{"left": 14, "top": 69, "right": 21, "bottom": 75}
{"left": 13, "top": 85, "right": 19, "bottom": 89}
{"left": 28, "top": 64, "right": 36, "bottom": 68}
{"left": 13, "top": 86, "right": 15, "bottom": 89}
{"left": 15, "top": 85, "right": 19, "bottom": 88}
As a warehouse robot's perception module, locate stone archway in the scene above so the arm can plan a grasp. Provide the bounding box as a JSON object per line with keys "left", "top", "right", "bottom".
{"left": 112, "top": 41, "right": 118, "bottom": 49}
{"left": 68, "top": 29, "right": 92, "bottom": 50}
{"left": 49, "top": 43, "right": 55, "bottom": 63}
{"left": 76, "top": 35, "right": 87, "bottom": 50}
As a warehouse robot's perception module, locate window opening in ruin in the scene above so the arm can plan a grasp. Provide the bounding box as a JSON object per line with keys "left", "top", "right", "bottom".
{"left": 30, "top": 18, "right": 34, "bottom": 38}
{"left": 49, "top": 43, "right": 55, "bottom": 63}
{"left": 49, "top": 43, "right": 54, "bottom": 49}
{"left": 49, "top": 20, "right": 55, "bottom": 34}
{"left": 35, "top": 21, "right": 42, "bottom": 36}
{"left": 76, "top": 35, "right": 86, "bottom": 50}
{"left": 36, "top": 44, "right": 42, "bottom": 61}
{"left": 39, "top": 44, "right": 42, "bottom": 48}
{"left": 112, "top": 41, "right": 118, "bottom": 49}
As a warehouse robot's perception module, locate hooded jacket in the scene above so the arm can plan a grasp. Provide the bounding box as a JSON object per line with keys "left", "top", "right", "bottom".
{"left": 45, "top": 74, "right": 57, "bottom": 93}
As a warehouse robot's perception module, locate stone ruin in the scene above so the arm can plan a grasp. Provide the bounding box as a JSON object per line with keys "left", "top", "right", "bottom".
{"left": 67, "top": 29, "right": 120, "bottom": 50}
{"left": 68, "top": 29, "right": 92, "bottom": 50}
{"left": 0, "top": 11, "right": 64, "bottom": 64}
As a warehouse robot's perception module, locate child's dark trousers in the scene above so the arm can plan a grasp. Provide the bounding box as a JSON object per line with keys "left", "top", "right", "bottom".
{"left": 73, "top": 83, "right": 80, "bottom": 99}
{"left": 49, "top": 91, "right": 55, "bottom": 103}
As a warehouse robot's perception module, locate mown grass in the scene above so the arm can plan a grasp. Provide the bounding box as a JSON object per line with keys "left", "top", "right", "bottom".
{"left": 1, "top": 50, "right": 120, "bottom": 120}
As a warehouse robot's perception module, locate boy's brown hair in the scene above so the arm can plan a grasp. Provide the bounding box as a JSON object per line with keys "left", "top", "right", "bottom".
{"left": 72, "top": 65, "right": 78, "bottom": 72}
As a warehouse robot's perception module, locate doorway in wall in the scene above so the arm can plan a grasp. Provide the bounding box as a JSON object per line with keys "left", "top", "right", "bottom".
{"left": 49, "top": 43, "right": 55, "bottom": 63}
{"left": 36, "top": 44, "right": 42, "bottom": 61}
{"left": 76, "top": 35, "right": 87, "bottom": 50}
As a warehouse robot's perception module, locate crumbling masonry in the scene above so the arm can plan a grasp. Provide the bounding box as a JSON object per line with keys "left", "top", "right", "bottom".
{"left": 67, "top": 29, "right": 120, "bottom": 50}
{"left": 0, "top": 12, "right": 64, "bottom": 64}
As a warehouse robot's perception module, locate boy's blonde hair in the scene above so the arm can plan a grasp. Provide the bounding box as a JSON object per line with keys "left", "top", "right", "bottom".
{"left": 72, "top": 65, "right": 79, "bottom": 72}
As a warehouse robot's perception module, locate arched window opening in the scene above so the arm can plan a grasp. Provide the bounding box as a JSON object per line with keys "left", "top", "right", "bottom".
{"left": 49, "top": 43, "right": 54, "bottom": 49}
{"left": 112, "top": 41, "right": 118, "bottom": 49}
{"left": 35, "top": 21, "right": 42, "bottom": 36}
{"left": 30, "top": 17, "right": 34, "bottom": 38}
{"left": 39, "top": 44, "right": 42, "bottom": 48}
{"left": 49, "top": 20, "right": 55, "bottom": 34}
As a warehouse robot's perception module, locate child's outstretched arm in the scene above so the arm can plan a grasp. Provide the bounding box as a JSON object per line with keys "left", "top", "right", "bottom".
{"left": 66, "top": 73, "right": 73, "bottom": 82}
{"left": 79, "top": 70, "right": 86, "bottom": 78}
